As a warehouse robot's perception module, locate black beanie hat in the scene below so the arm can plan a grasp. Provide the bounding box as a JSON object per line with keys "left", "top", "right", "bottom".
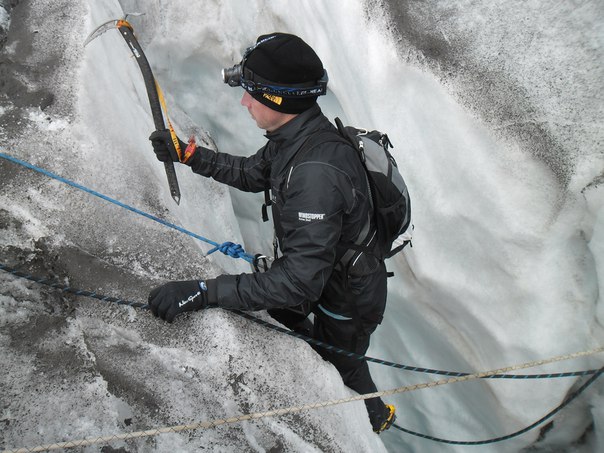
{"left": 244, "top": 33, "right": 325, "bottom": 114}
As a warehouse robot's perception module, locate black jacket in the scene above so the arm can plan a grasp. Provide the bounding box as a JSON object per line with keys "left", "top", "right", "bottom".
{"left": 188, "top": 105, "right": 380, "bottom": 314}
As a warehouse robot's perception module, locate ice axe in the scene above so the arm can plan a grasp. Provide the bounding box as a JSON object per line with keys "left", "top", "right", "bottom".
{"left": 85, "top": 16, "right": 182, "bottom": 205}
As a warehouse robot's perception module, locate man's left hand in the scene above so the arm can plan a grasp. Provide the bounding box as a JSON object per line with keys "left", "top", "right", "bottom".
{"left": 148, "top": 280, "right": 208, "bottom": 323}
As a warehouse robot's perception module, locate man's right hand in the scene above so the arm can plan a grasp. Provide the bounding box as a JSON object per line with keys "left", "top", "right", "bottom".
{"left": 148, "top": 280, "right": 209, "bottom": 323}
{"left": 149, "top": 129, "right": 186, "bottom": 162}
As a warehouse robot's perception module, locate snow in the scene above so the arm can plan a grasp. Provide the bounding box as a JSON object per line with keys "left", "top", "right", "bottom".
{"left": 0, "top": 4, "right": 8, "bottom": 31}
{"left": 0, "top": 0, "right": 603, "bottom": 452}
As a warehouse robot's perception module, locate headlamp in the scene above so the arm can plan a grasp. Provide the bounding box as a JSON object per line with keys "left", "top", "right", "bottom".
{"left": 221, "top": 38, "right": 328, "bottom": 98}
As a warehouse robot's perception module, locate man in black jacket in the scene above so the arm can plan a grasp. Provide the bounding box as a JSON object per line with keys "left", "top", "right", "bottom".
{"left": 148, "top": 32, "right": 396, "bottom": 434}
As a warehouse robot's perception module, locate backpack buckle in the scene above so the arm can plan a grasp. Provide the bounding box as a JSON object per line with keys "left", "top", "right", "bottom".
{"left": 357, "top": 139, "right": 366, "bottom": 163}
{"left": 379, "top": 133, "right": 393, "bottom": 149}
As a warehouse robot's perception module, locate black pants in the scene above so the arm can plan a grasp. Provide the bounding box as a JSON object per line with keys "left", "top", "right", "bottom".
{"left": 268, "top": 264, "right": 388, "bottom": 430}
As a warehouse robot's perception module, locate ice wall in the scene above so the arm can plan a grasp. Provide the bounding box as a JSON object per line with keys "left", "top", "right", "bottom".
{"left": 0, "top": 0, "right": 602, "bottom": 452}
{"left": 125, "top": 0, "right": 603, "bottom": 451}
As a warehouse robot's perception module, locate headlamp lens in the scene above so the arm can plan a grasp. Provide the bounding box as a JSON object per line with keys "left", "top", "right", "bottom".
{"left": 221, "top": 63, "right": 242, "bottom": 87}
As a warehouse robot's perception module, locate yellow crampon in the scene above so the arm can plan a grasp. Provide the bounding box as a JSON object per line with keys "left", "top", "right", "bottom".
{"left": 374, "top": 404, "right": 396, "bottom": 434}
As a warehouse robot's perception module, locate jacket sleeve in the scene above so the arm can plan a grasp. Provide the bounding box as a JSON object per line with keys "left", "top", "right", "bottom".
{"left": 206, "top": 160, "right": 357, "bottom": 311}
{"left": 187, "top": 143, "right": 274, "bottom": 193}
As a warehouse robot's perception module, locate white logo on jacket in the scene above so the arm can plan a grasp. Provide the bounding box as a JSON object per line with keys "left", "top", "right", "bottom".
{"left": 298, "top": 212, "right": 325, "bottom": 222}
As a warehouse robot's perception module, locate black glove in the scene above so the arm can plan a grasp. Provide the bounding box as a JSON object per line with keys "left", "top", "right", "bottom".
{"left": 149, "top": 129, "right": 187, "bottom": 163}
{"left": 148, "top": 280, "right": 208, "bottom": 323}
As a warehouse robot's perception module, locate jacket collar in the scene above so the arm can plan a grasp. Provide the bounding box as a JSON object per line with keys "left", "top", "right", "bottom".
{"left": 265, "top": 104, "right": 323, "bottom": 145}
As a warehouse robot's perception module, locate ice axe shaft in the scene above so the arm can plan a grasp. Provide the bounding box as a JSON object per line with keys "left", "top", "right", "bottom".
{"left": 85, "top": 18, "right": 181, "bottom": 205}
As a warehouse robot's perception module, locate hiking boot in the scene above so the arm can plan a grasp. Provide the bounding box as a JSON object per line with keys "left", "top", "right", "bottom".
{"left": 373, "top": 404, "right": 396, "bottom": 434}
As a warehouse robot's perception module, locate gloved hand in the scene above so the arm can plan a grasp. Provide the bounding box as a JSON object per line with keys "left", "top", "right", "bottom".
{"left": 148, "top": 280, "right": 208, "bottom": 323}
{"left": 149, "top": 129, "right": 187, "bottom": 163}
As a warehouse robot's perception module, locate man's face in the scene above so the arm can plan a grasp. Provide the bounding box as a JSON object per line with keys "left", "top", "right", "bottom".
{"left": 240, "top": 91, "right": 296, "bottom": 132}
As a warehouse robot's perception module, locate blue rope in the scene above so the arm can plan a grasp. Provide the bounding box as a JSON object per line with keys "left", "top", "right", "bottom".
{"left": 0, "top": 151, "right": 255, "bottom": 264}
{"left": 0, "top": 263, "right": 599, "bottom": 381}
{"left": 207, "top": 242, "right": 247, "bottom": 259}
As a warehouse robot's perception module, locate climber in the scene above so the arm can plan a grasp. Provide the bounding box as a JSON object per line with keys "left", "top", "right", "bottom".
{"left": 147, "top": 32, "right": 396, "bottom": 434}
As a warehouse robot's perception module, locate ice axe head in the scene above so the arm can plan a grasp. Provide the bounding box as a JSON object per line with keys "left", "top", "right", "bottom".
{"left": 83, "top": 13, "right": 143, "bottom": 47}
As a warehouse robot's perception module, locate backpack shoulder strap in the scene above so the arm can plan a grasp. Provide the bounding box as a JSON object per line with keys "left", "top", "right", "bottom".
{"left": 291, "top": 128, "right": 348, "bottom": 166}
{"left": 334, "top": 117, "right": 364, "bottom": 159}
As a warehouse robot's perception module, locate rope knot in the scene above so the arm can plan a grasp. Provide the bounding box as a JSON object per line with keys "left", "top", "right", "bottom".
{"left": 208, "top": 241, "right": 246, "bottom": 259}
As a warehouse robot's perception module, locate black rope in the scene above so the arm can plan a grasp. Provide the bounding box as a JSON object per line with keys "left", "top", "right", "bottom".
{"left": 229, "top": 308, "right": 600, "bottom": 380}
{"left": 0, "top": 262, "right": 599, "bottom": 381}
{"left": 391, "top": 365, "right": 604, "bottom": 445}
{"left": 1, "top": 264, "right": 148, "bottom": 309}
{"left": 3, "top": 262, "right": 604, "bottom": 446}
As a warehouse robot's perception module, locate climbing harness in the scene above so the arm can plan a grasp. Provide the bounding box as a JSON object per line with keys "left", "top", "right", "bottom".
{"left": 84, "top": 17, "right": 181, "bottom": 204}
{"left": 0, "top": 151, "right": 258, "bottom": 266}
